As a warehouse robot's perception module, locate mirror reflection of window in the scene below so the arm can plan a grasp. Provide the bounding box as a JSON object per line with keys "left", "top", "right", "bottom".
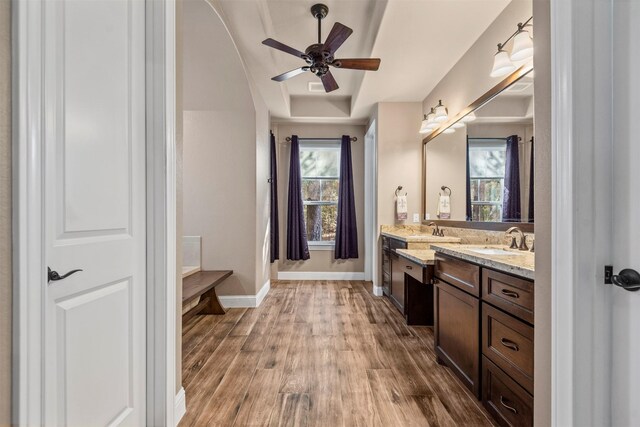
{"left": 468, "top": 138, "right": 507, "bottom": 222}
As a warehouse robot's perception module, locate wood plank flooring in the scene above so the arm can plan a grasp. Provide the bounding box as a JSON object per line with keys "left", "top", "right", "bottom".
{"left": 179, "top": 280, "right": 495, "bottom": 427}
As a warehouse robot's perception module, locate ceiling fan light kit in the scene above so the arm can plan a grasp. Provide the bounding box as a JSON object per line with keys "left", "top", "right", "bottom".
{"left": 491, "top": 17, "right": 534, "bottom": 77}
{"left": 262, "top": 3, "right": 381, "bottom": 93}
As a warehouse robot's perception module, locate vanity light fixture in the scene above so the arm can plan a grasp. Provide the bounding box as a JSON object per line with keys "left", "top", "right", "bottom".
{"left": 510, "top": 23, "right": 534, "bottom": 62}
{"left": 490, "top": 45, "right": 517, "bottom": 77}
{"left": 490, "top": 16, "right": 533, "bottom": 77}
{"left": 418, "top": 108, "right": 439, "bottom": 134}
{"left": 419, "top": 115, "right": 431, "bottom": 134}
{"left": 451, "top": 121, "right": 465, "bottom": 129}
{"left": 434, "top": 100, "right": 448, "bottom": 123}
{"left": 443, "top": 128, "right": 455, "bottom": 134}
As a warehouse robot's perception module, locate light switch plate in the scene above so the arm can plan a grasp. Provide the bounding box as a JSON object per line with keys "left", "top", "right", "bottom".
{"left": 425, "top": 213, "right": 431, "bottom": 220}
{"left": 413, "top": 213, "right": 420, "bottom": 223}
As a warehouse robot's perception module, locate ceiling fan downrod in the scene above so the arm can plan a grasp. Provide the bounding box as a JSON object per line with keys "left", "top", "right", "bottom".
{"left": 311, "top": 3, "right": 329, "bottom": 44}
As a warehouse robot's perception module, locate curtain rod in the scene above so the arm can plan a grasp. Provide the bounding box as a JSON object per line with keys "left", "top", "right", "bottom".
{"left": 284, "top": 136, "right": 358, "bottom": 143}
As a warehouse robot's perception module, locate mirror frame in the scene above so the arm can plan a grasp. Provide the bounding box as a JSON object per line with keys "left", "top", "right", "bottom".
{"left": 421, "top": 64, "right": 535, "bottom": 231}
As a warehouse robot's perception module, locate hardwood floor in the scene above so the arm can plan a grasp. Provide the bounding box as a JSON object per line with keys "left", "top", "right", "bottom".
{"left": 180, "top": 280, "right": 495, "bottom": 427}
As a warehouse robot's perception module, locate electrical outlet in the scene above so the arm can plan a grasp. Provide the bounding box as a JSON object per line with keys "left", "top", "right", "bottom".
{"left": 425, "top": 213, "right": 431, "bottom": 220}
{"left": 413, "top": 213, "right": 420, "bottom": 223}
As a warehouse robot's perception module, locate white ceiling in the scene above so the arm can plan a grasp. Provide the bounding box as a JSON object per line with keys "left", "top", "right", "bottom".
{"left": 213, "top": 0, "right": 512, "bottom": 123}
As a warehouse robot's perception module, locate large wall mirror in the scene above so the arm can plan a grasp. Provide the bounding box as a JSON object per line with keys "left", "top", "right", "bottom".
{"left": 422, "top": 67, "right": 534, "bottom": 227}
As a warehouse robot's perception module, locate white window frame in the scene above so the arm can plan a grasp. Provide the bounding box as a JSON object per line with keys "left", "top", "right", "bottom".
{"left": 299, "top": 140, "right": 341, "bottom": 248}
{"left": 468, "top": 138, "right": 507, "bottom": 222}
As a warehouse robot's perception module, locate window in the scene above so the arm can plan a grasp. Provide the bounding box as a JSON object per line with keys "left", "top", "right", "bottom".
{"left": 300, "top": 140, "right": 340, "bottom": 245}
{"left": 468, "top": 138, "right": 507, "bottom": 222}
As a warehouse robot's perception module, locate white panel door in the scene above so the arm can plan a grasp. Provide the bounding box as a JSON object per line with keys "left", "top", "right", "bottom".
{"left": 612, "top": 1, "right": 640, "bottom": 425}
{"left": 42, "top": 0, "right": 146, "bottom": 425}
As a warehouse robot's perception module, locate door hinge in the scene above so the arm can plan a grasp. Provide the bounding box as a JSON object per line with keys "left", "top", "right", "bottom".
{"left": 604, "top": 265, "right": 613, "bottom": 285}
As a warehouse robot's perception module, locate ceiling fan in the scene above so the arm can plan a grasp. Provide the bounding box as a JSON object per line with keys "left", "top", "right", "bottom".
{"left": 262, "top": 3, "right": 381, "bottom": 93}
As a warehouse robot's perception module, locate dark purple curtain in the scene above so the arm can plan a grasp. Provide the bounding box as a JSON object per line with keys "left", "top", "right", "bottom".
{"left": 286, "top": 135, "right": 310, "bottom": 261}
{"left": 502, "top": 135, "right": 521, "bottom": 222}
{"left": 335, "top": 135, "right": 359, "bottom": 259}
{"left": 465, "top": 137, "right": 472, "bottom": 221}
{"left": 528, "top": 137, "right": 534, "bottom": 223}
{"left": 270, "top": 132, "right": 280, "bottom": 263}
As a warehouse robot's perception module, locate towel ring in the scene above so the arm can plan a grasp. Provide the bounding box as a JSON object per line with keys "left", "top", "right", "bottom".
{"left": 440, "top": 186, "right": 452, "bottom": 196}
{"left": 395, "top": 186, "right": 407, "bottom": 197}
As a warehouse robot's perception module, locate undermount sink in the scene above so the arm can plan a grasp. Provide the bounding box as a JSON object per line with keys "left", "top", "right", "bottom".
{"left": 466, "top": 247, "right": 524, "bottom": 256}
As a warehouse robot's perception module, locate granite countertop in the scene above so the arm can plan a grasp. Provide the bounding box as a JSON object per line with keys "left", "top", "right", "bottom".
{"left": 396, "top": 249, "right": 436, "bottom": 267}
{"left": 381, "top": 229, "right": 462, "bottom": 244}
{"left": 430, "top": 244, "right": 535, "bottom": 280}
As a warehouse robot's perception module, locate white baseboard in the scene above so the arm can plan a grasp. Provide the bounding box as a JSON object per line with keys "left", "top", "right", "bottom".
{"left": 218, "top": 279, "right": 271, "bottom": 308}
{"left": 174, "top": 387, "right": 186, "bottom": 426}
{"left": 277, "top": 271, "right": 366, "bottom": 281}
{"left": 372, "top": 285, "right": 384, "bottom": 296}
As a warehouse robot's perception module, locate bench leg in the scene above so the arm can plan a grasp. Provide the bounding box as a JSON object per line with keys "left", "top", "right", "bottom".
{"left": 200, "top": 288, "right": 226, "bottom": 315}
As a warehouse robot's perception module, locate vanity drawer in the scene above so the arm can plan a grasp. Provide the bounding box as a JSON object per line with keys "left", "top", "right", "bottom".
{"left": 435, "top": 253, "right": 480, "bottom": 297}
{"left": 401, "top": 259, "right": 424, "bottom": 283}
{"left": 482, "top": 356, "right": 533, "bottom": 427}
{"left": 482, "top": 269, "right": 534, "bottom": 324}
{"left": 482, "top": 303, "right": 534, "bottom": 394}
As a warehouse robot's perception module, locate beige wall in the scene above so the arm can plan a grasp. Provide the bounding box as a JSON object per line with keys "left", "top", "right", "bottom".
{"left": 182, "top": 0, "right": 269, "bottom": 297}
{"left": 422, "top": 0, "right": 533, "bottom": 118}
{"left": 425, "top": 130, "right": 467, "bottom": 221}
{"left": 273, "top": 123, "right": 366, "bottom": 275}
{"left": 376, "top": 102, "right": 424, "bottom": 227}
{"left": 0, "top": 1, "right": 11, "bottom": 424}
{"left": 532, "top": 0, "right": 551, "bottom": 425}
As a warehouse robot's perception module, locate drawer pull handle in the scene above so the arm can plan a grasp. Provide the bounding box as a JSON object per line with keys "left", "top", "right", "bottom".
{"left": 406, "top": 265, "right": 413, "bottom": 270}
{"left": 500, "top": 396, "right": 518, "bottom": 414}
{"left": 500, "top": 338, "right": 520, "bottom": 351}
{"left": 501, "top": 289, "right": 520, "bottom": 298}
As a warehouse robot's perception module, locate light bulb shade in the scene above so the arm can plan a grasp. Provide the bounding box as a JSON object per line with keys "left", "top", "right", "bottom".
{"left": 510, "top": 29, "right": 534, "bottom": 62}
{"left": 434, "top": 102, "right": 448, "bottom": 123}
{"left": 443, "top": 128, "right": 455, "bottom": 134}
{"left": 419, "top": 119, "right": 431, "bottom": 134}
{"left": 461, "top": 111, "right": 477, "bottom": 123}
{"left": 451, "top": 121, "right": 465, "bottom": 129}
{"left": 490, "top": 49, "right": 516, "bottom": 77}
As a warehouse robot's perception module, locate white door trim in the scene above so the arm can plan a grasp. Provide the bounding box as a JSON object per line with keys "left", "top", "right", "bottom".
{"left": 551, "top": 0, "right": 614, "bottom": 425}
{"left": 364, "top": 120, "right": 380, "bottom": 295}
{"left": 12, "top": 0, "right": 177, "bottom": 425}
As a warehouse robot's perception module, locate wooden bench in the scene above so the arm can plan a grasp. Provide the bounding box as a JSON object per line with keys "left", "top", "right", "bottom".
{"left": 182, "top": 270, "right": 233, "bottom": 321}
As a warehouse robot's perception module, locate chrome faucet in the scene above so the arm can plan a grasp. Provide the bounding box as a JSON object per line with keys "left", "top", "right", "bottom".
{"left": 428, "top": 221, "right": 444, "bottom": 237}
{"left": 506, "top": 226, "right": 529, "bottom": 251}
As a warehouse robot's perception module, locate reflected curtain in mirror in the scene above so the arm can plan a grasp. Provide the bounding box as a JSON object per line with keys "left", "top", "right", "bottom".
{"left": 465, "top": 137, "right": 472, "bottom": 221}
{"left": 502, "top": 135, "right": 521, "bottom": 222}
{"left": 335, "top": 135, "right": 358, "bottom": 259}
{"left": 270, "top": 131, "right": 279, "bottom": 262}
{"left": 286, "top": 135, "right": 310, "bottom": 260}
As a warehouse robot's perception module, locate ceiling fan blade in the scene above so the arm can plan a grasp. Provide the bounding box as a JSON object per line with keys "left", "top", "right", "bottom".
{"left": 323, "top": 22, "right": 353, "bottom": 54}
{"left": 271, "top": 67, "right": 309, "bottom": 82}
{"left": 262, "top": 38, "right": 306, "bottom": 58}
{"left": 320, "top": 71, "right": 339, "bottom": 93}
{"left": 332, "top": 58, "right": 381, "bottom": 71}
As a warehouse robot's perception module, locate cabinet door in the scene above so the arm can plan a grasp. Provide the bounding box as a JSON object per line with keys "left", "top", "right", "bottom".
{"left": 390, "top": 252, "right": 405, "bottom": 313}
{"left": 435, "top": 280, "right": 481, "bottom": 398}
{"left": 382, "top": 250, "right": 391, "bottom": 296}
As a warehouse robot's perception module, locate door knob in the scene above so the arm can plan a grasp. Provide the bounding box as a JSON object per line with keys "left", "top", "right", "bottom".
{"left": 48, "top": 267, "right": 83, "bottom": 283}
{"left": 611, "top": 269, "right": 640, "bottom": 292}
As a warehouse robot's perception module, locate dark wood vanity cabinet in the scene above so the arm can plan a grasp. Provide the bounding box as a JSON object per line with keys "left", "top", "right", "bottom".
{"left": 434, "top": 278, "right": 481, "bottom": 397}
{"left": 381, "top": 235, "right": 434, "bottom": 325}
{"left": 434, "top": 252, "right": 535, "bottom": 426}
